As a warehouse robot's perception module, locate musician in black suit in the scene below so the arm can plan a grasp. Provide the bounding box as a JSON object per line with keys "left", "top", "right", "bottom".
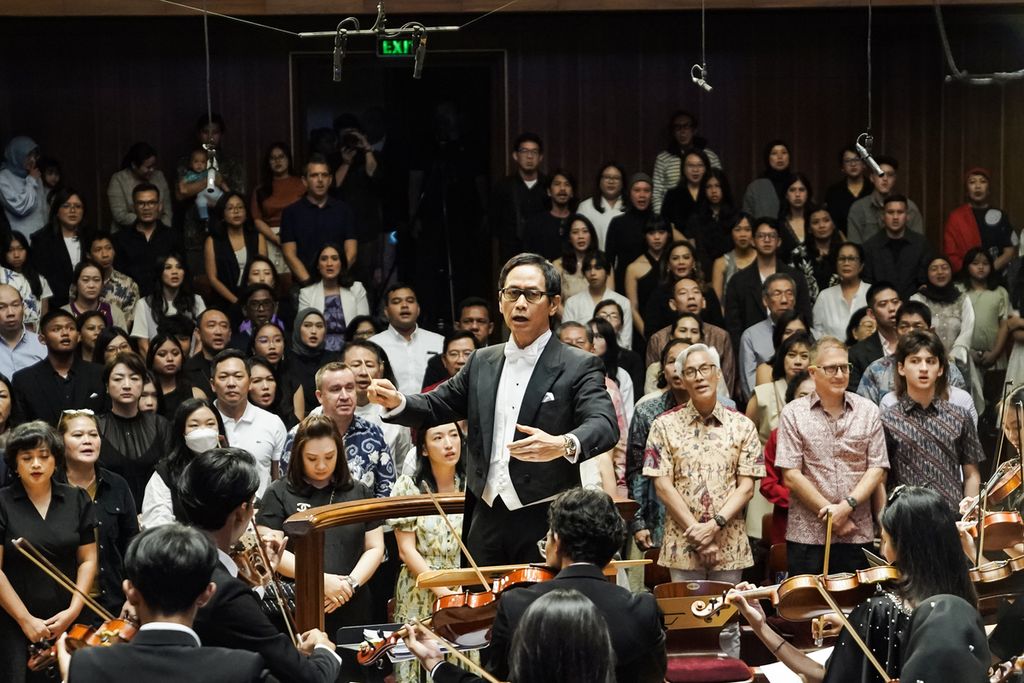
{"left": 61, "top": 524, "right": 265, "bottom": 683}
{"left": 11, "top": 310, "right": 103, "bottom": 425}
{"left": 368, "top": 253, "right": 619, "bottom": 565}
{"left": 180, "top": 448, "right": 343, "bottom": 683}
{"left": 409, "top": 488, "right": 666, "bottom": 683}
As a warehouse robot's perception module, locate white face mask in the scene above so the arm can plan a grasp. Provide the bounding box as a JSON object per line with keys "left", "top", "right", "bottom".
{"left": 184, "top": 427, "right": 220, "bottom": 454}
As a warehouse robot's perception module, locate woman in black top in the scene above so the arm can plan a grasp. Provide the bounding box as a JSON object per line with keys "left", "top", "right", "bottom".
{"left": 0, "top": 375, "right": 15, "bottom": 486}
{"left": 96, "top": 352, "right": 172, "bottom": 507}
{"left": 204, "top": 191, "right": 266, "bottom": 309}
{"left": 258, "top": 414, "right": 384, "bottom": 640}
{"left": 0, "top": 421, "right": 97, "bottom": 683}
{"left": 29, "top": 186, "right": 88, "bottom": 309}
{"left": 91, "top": 326, "right": 132, "bottom": 365}
{"left": 246, "top": 356, "right": 296, "bottom": 430}
{"left": 58, "top": 409, "right": 138, "bottom": 620}
{"left": 146, "top": 332, "right": 205, "bottom": 419}
{"left": 661, "top": 149, "right": 710, "bottom": 235}
{"left": 642, "top": 239, "right": 725, "bottom": 332}
{"left": 685, "top": 168, "right": 736, "bottom": 275}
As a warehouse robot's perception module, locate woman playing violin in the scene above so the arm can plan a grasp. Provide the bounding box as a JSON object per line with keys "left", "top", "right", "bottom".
{"left": 256, "top": 414, "right": 383, "bottom": 679}
{"left": 387, "top": 422, "right": 478, "bottom": 683}
{"left": 728, "top": 486, "right": 976, "bottom": 683}
{"left": 0, "top": 421, "right": 98, "bottom": 683}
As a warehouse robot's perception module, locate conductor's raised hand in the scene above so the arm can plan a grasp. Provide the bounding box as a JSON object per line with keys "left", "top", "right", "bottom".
{"left": 366, "top": 378, "right": 402, "bottom": 410}
{"left": 507, "top": 424, "right": 567, "bottom": 462}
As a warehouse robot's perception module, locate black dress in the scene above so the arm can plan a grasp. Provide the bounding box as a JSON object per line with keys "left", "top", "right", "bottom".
{"left": 0, "top": 480, "right": 96, "bottom": 683}
{"left": 97, "top": 411, "right": 173, "bottom": 508}
{"left": 157, "top": 381, "right": 197, "bottom": 421}
{"left": 822, "top": 592, "right": 911, "bottom": 683}
{"left": 256, "top": 479, "right": 380, "bottom": 635}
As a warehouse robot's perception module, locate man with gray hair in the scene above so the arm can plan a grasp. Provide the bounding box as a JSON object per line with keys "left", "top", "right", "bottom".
{"left": 738, "top": 272, "right": 799, "bottom": 400}
{"left": 643, "top": 343, "right": 763, "bottom": 658}
{"left": 0, "top": 283, "right": 44, "bottom": 379}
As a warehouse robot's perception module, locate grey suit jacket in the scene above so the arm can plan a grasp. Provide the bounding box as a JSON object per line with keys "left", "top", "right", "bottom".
{"left": 386, "top": 336, "right": 619, "bottom": 504}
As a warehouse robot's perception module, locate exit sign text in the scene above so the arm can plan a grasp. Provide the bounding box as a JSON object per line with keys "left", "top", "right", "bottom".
{"left": 377, "top": 38, "right": 414, "bottom": 58}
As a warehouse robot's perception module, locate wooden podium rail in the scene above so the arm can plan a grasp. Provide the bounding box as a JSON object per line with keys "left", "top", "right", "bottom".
{"left": 283, "top": 494, "right": 466, "bottom": 631}
{"left": 282, "top": 494, "right": 641, "bottom": 632}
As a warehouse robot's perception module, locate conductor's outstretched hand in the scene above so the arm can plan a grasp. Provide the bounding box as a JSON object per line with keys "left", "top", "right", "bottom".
{"left": 367, "top": 378, "right": 403, "bottom": 411}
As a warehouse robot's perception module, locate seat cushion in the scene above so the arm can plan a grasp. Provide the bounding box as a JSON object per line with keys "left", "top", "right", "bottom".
{"left": 665, "top": 655, "right": 753, "bottom": 683}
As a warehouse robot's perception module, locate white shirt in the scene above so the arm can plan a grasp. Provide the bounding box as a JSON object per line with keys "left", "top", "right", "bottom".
{"left": 217, "top": 401, "right": 287, "bottom": 497}
{"left": 369, "top": 325, "right": 444, "bottom": 393}
{"left": 140, "top": 472, "right": 175, "bottom": 528}
{"left": 562, "top": 287, "right": 634, "bottom": 350}
{"left": 131, "top": 294, "right": 207, "bottom": 340}
{"left": 812, "top": 281, "right": 871, "bottom": 340}
{"left": 483, "top": 330, "right": 549, "bottom": 510}
{"left": 355, "top": 402, "right": 414, "bottom": 476}
{"left": 576, "top": 195, "right": 624, "bottom": 250}
{"left": 64, "top": 236, "right": 82, "bottom": 269}
{"left": 614, "top": 367, "right": 634, "bottom": 426}
{"left": 138, "top": 622, "right": 201, "bottom": 646}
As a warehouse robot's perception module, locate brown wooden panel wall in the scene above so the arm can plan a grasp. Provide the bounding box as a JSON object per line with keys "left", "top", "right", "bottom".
{"left": 0, "top": 7, "right": 1022, "bottom": 245}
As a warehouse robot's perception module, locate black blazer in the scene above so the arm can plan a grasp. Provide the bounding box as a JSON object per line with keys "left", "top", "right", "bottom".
{"left": 11, "top": 355, "right": 104, "bottom": 425}
{"left": 483, "top": 563, "right": 666, "bottom": 683}
{"left": 386, "top": 337, "right": 619, "bottom": 505}
{"left": 194, "top": 564, "right": 342, "bottom": 683}
{"left": 30, "top": 226, "right": 78, "bottom": 308}
{"left": 848, "top": 331, "right": 885, "bottom": 392}
{"left": 723, "top": 261, "right": 813, "bottom": 348}
{"left": 68, "top": 627, "right": 265, "bottom": 683}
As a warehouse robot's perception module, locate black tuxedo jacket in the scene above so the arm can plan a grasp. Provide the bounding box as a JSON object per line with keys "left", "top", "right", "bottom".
{"left": 386, "top": 337, "right": 619, "bottom": 505}
{"left": 848, "top": 331, "right": 885, "bottom": 392}
{"left": 723, "top": 261, "right": 813, "bottom": 348}
{"left": 29, "top": 227, "right": 77, "bottom": 308}
{"left": 68, "top": 627, "right": 265, "bottom": 683}
{"left": 194, "top": 564, "right": 341, "bottom": 683}
{"left": 12, "top": 356, "right": 104, "bottom": 425}
{"left": 482, "top": 563, "right": 666, "bottom": 683}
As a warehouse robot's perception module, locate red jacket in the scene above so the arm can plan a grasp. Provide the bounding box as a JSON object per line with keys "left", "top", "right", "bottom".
{"left": 760, "top": 428, "right": 790, "bottom": 546}
{"left": 943, "top": 204, "right": 981, "bottom": 272}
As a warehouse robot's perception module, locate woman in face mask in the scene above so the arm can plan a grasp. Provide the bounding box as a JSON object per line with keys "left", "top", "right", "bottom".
{"left": 139, "top": 398, "right": 226, "bottom": 529}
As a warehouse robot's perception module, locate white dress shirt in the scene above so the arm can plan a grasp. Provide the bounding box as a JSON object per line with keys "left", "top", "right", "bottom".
{"left": 140, "top": 472, "right": 175, "bottom": 528}
{"left": 369, "top": 325, "right": 444, "bottom": 393}
{"left": 138, "top": 621, "right": 202, "bottom": 645}
{"left": 576, "top": 195, "right": 625, "bottom": 250}
{"left": 812, "top": 281, "right": 871, "bottom": 340}
{"left": 217, "top": 401, "right": 287, "bottom": 497}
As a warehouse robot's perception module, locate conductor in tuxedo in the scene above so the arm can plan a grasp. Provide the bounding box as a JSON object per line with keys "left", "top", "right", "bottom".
{"left": 368, "top": 253, "right": 619, "bottom": 565}
{"left": 180, "top": 448, "right": 343, "bottom": 683}
{"left": 60, "top": 524, "right": 265, "bottom": 683}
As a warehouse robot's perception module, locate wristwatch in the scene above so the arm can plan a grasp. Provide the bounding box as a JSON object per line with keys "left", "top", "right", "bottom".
{"left": 713, "top": 514, "right": 727, "bottom": 528}
{"left": 342, "top": 575, "right": 360, "bottom": 593}
{"left": 845, "top": 496, "right": 859, "bottom": 510}
{"left": 563, "top": 435, "right": 578, "bottom": 459}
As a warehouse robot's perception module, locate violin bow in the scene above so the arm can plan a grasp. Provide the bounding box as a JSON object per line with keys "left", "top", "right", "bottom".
{"left": 413, "top": 619, "right": 506, "bottom": 683}
{"left": 813, "top": 576, "right": 893, "bottom": 682}
{"left": 822, "top": 510, "right": 833, "bottom": 578}
{"left": 421, "top": 484, "right": 491, "bottom": 592}
{"left": 248, "top": 520, "right": 300, "bottom": 648}
{"left": 13, "top": 538, "right": 115, "bottom": 622}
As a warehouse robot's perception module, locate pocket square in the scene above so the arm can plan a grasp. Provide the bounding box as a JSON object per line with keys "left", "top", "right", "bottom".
{"left": 542, "top": 392, "right": 556, "bottom": 403}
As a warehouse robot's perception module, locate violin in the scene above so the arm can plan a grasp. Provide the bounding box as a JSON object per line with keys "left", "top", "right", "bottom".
{"left": 27, "top": 618, "right": 138, "bottom": 671}
{"left": 693, "top": 565, "right": 901, "bottom": 621}
{"left": 357, "top": 564, "right": 557, "bottom": 665}
{"left": 231, "top": 522, "right": 299, "bottom": 647}
{"left": 965, "top": 511, "right": 1024, "bottom": 551}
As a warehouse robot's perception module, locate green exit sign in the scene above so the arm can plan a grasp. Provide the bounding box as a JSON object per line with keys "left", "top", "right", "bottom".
{"left": 377, "top": 38, "right": 415, "bottom": 58}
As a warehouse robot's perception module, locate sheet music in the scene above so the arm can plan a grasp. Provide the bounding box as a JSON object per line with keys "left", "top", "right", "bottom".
{"left": 759, "top": 646, "right": 833, "bottom": 683}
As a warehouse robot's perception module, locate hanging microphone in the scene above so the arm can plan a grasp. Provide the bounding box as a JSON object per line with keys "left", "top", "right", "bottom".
{"left": 691, "top": 64, "right": 712, "bottom": 92}
{"left": 855, "top": 133, "right": 884, "bottom": 176}
{"left": 333, "top": 29, "right": 348, "bottom": 82}
{"left": 413, "top": 29, "right": 427, "bottom": 80}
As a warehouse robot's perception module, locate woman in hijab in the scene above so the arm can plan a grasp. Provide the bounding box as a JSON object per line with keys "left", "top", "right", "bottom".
{"left": 741, "top": 139, "right": 793, "bottom": 221}
{"left": 287, "top": 308, "right": 339, "bottom": 422}
{"left": 911, "top": 255, "right": 975, "bottom": 378}
{"left": 0, "top": 135, "right": 47, "bottom": 235}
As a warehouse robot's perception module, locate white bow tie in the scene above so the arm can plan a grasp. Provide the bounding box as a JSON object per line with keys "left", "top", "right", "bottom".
{"left": 504, "top": 342, "right": 542, "bottom": 365}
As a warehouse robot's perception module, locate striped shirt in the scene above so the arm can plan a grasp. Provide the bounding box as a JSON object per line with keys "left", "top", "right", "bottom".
{"left": 880, "top": 396, "right": 984, "bottom": 511}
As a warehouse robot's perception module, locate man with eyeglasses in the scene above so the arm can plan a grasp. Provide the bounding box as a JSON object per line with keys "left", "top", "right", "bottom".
{"left": 724, "top": 218, "right": 812, "bottom": 351}
{"left": 489, "top": 133, "right": 548, "bottom": 262}
{"left": 368, "top": 253, "right": 618, "bottom": 565}
{"left": 0, "top": 283, "right": 44, "bottom": 379}
{"left": 738, "top": 272, "right": 799, "bottom": 401}
{"left": 112, "top": 183, "right": 185, "bottom": 297}
{"left": 562, "top": 250, "right": 633, "bottom": 349}
{"left": 824, "top": 147, "right": 873, "bottom": 236}
{"left": 421, "top": 296, "right": 494, "bottom": 390}
{"left": 228, "top": 283, "right": 282, "bottom": 350}
{"left": 858, "top": 301, "right": 972, "bottom": 415}
{"left": 644, "top": 343, "right": 762, "bottom": 658}
{"left": 775, "top": 336, "right": 889, "bottom": 576}
{"left": 422, "top": 331, "right": 479, "bottom": 394}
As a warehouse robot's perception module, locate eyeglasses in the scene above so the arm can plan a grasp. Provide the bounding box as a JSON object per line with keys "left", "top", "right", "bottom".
{"left": 536, "top": 532, "right": 550, "bottom": 559}
{"left": 897, "top": 322, "right": 928, "bottom": 333}
{"left": 135, "top": 200, "right": 159, "bottom": 208}
{"left": 887, "top": 484, "right": 906, "bottom": 504}
{"left": 499, "top": 287, "right": 549, "bottom": 304}
{"left": 516, "top": 147, "right": 541, "bottom": 157}
{"left": 843, "top": 157, "right": 862, "bottom": 165}
{"left": 248, "top": 300, "right": 275, "bottom": 310}
{"left": 445, "top": 349, "right": 474, "bottom": 359}
{"left": 754, "top": 233, "right": 778, "bottom": 241}
{"left": 766, "top": 289, "right": 795, "bottom": 300}
{"left": 682, "top": 363, "right": 718, "bottom": 380}
{"left": 601, "top": 174, "right": 622, "bottom": 182}
{"left": 597, "top": 311, "right": 621, "bottom": 321}
{"left": 60, "top": 203, "right": 84, "bottom": 211}
{"left": 836, "top": 255, "right": 860, "bottom": 263}
{"left": 811, "top": 363, "right": 852, "bottom": 376}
